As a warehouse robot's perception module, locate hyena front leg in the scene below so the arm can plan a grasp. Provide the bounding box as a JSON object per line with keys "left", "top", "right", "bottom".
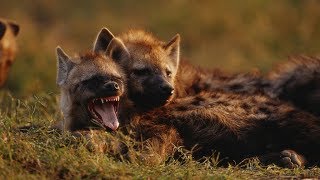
{"left": 127, "top": 122, "right": 182, "bottom": 165}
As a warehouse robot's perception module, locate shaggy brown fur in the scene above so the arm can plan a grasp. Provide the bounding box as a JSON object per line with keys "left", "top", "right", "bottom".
{"left": 266, "top": 55, "right": 320, "bottom": 116}
{"left": 0, "top": 18, "right": 19, "bottom": 87}
{"left": 126, "top": 91, "right": 320, "bottom": 167}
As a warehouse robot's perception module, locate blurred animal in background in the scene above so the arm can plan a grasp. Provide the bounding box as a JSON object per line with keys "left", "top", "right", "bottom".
{"left": 0, "top": 18, "right": 19, "bottom": 87}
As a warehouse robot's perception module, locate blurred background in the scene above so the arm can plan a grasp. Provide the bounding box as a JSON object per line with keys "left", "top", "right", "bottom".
{"left": 1, "top": 0, "right": 320, "bottom": 96}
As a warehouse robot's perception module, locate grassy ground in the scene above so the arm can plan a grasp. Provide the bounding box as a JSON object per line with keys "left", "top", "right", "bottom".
{"left": 1, "top": 0, "right": 320, "bottom": 178}
{"left": 1, "top": 92, "right": 320, "bottom": 179}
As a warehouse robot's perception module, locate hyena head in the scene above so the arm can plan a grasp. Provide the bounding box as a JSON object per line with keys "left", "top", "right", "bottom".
{"left": 94, "top": 28, "right": 180, "bottom": 110}
{"left": 0, "top": 19, "right": 19, "bottom": 87}
{"left": 56, "top": 47, "right": 125, "bottom": 131}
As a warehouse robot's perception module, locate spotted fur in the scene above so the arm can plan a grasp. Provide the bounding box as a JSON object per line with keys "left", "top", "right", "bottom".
{"left": 126, "top": 91, "right": 320, "bottom": 167}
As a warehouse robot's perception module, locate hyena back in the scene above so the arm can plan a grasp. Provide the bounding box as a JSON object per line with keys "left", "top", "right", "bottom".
{"left": 266, "top": 55, "right": 320, "bottom": 116}
{"left": 55, "top": 47, "right": 125, "bottom": 131}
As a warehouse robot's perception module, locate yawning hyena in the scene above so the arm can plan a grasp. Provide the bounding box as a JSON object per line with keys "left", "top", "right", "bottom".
{"left": 55, "top": 47, "right": 125, "bottom": 131}
{"left": 0, "top": 18, "right": 19, "bottom": 87}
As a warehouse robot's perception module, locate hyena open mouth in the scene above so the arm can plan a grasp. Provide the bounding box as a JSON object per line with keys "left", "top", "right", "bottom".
{"left": 87, "top": 96, "right": 120, "bottom": 130}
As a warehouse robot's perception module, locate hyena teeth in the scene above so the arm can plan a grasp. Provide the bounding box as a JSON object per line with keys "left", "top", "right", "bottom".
{"left": 101, "top": 99, "right": 104, "bottom": 104}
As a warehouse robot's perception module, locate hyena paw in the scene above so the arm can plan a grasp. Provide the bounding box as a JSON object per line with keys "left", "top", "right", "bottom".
{"left": 280, "top": 150, "right": 306, "bottom": 168}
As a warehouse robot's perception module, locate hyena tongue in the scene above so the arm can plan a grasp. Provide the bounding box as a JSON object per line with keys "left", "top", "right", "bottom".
{"left": 94, "top": 103, "right": 119, "bottom": 130}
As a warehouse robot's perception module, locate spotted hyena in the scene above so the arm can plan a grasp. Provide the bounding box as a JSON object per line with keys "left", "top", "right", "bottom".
{"left": 0, "top": 18, "right": 19, "bottom": 87}
{"left": 55, "top": 46, "right": 125, "bottom": 132}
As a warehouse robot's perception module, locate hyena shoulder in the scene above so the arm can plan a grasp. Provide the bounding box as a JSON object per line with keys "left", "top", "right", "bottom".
{"left": 0, "top": 19, "right": 19, "bottom": 87}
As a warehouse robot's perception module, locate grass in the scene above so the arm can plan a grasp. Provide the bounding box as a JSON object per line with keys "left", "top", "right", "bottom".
{"left": 0, "top": 91, "right": 320, "bottom": 179}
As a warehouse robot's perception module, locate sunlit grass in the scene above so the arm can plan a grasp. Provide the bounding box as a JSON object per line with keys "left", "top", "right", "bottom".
{"left": 0, "top": 92, "right": 320, "bottom": 178}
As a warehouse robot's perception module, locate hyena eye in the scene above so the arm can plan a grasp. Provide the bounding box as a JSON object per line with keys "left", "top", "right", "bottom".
{"left": 166, "top": 70, "right": 172, "bottom": 77}
{"left": 133, "top": 68, "right": 150, "bottom": 76}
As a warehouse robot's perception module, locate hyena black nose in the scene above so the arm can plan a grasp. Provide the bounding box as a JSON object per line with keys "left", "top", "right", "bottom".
{"left": 160, "top": 84, "right": 174, "bottom": 96}
{"left": 104, "top": 81, "right": 120, "bottom": 91}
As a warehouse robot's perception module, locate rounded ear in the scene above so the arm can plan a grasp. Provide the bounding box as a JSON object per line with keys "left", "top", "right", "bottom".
{"left": 8, "top": 21, "right": 19, "bottom": 36}
{"left": 106, "top": 38, "right": 130, "bottom": 63}
{"left": 93, "top": 28, "right": 115, "bottom": 53}
{"left": 0, "top": 21, "right": 6, "bottom": 40}
{"left": 56, "top": 46, "right": 74, "bottom": 86}
{"left": 164, "top": 34, "right": 180, "bottom": 70}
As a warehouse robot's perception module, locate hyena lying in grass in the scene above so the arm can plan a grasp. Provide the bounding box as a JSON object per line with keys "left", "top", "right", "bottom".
{"left": 94, "top": 28, "right": 320, "bottom": 118}
{"left": 0, "top": 18, "right": 19, "bottom": 87}
{"left": 55, "top": 47, "right": 125, "bottom": 131}
{"left": 56, "top": 42, "right": 320, "bottom": 168}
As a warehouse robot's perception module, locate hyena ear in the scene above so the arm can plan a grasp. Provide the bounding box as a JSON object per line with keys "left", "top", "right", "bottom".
{"left": 0, "top": 21, "right": 6, "bottom": 40}
{"left": 93, "top": 28, "right": 115, "bottom": 53}
{"left": 8, "top": 21, "right": 19, "bottom": 37}
{"left": 106, "top": 38, "right": 130, "bottom": 63}
{"left": 164, "top": 34, "right": 180, "bottom": 70}
{"left": 56, "top": 46, "right": 74, "bottom": 86}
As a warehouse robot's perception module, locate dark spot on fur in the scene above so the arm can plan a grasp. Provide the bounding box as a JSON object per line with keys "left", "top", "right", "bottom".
{"left": 211, "top": 93, "right": 217, "bottom": 98}
{"left": 229, "top": 84, "right": 243, "bottom": 91}
{"left": 258, "top": 106, "right": 272, "bottom": 114}
{"left": 176, "top": 106, "right": 188, "bottom": 111}
{"left": 191, "top": 97, "right": 205, "bottom": 106}
{"left": 215, "top": 100, "right": 229, "bottom": 106}
{"left": 250, "top": 97, "right": 258, "bottom": 104}
{"left": 241, "top": 103, "right": 250, "bottom": 110}
{"left": 195, "top": 96, "right": 205, "bottom": 102}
